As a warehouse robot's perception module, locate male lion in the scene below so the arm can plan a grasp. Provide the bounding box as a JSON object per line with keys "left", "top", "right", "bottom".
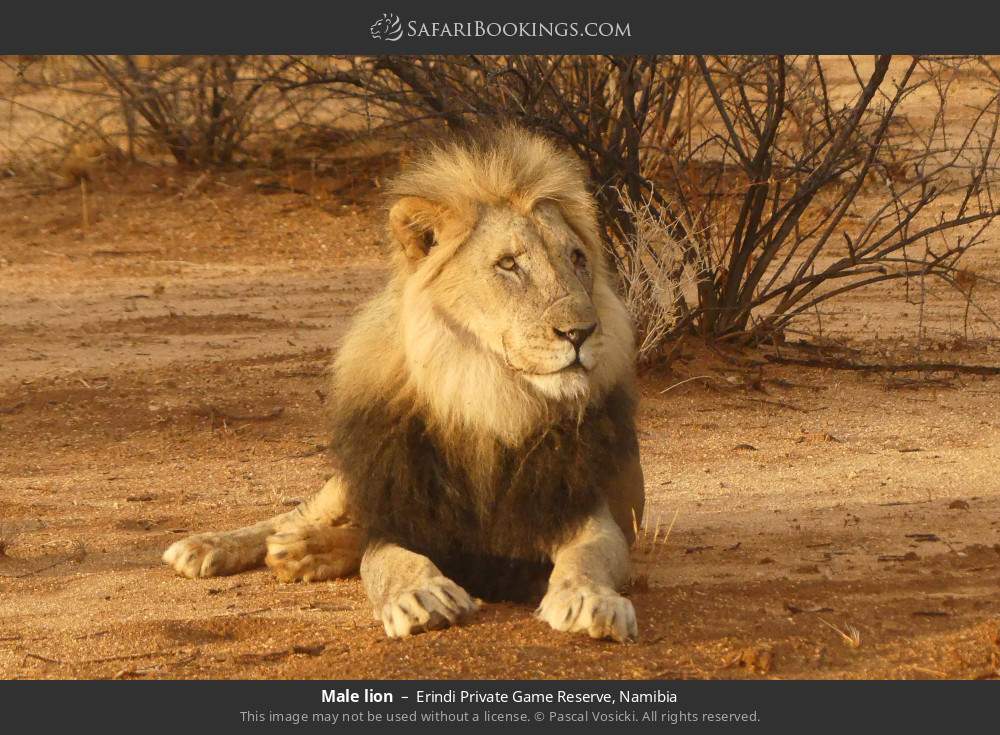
{"left": 163, "top": 126, "right": 645, "bottom": 642}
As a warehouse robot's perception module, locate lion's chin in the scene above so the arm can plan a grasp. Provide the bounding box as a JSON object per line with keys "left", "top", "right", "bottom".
{"left": 521, "top": 367, "right": 592, "bottom": 402}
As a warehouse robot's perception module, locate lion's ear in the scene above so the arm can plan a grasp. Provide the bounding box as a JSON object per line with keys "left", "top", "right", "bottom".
{"left": 389, "top": 196, "right": 444, "bottom": 260}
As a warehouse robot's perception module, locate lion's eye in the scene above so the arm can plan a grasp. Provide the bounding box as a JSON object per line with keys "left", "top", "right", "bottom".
{"left": 496, "top": 255, "right": 518, "bottom": 272}
{"left": 571, "top": 249, "right": 587, "bottom": 269}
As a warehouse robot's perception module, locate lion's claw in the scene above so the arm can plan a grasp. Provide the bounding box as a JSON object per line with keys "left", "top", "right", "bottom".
{"left": 379, "top": 576, "right": 479, "bottom": 638}
{"left": 536, "top": 580, "right": 637, "bottom": 643}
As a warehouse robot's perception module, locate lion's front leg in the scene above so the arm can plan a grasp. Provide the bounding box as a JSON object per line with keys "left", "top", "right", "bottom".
{"left": 536, "top": 502, "right": 637, "bottom": 643}
{"left": 164, "top": 474, "right": 364, "bottom": 581}
{"left": 361, "top": 541, "right": 479, "bottom": 638}
{"left": 163, "top": 519, "right": 277, "bottom": 578}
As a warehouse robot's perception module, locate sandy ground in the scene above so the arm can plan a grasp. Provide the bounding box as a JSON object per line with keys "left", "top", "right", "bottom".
{"left": 1, "top": 154, "right": 999, "bottom": 681}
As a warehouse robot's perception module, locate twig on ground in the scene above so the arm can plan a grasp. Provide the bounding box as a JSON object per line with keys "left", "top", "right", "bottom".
{"left": 1, "top": 542, "right": 87, "bottom": 579}
{"left": 883, "top": 375, "right": 956, "bottom": 390}
{"left": 25, "top": 652, "right": 64, "bottom": 665}
{"left": 765, "top": 354, "right": 1000, "bottom": 376}
{"left": 659, "top": 375, "right": 717, "bottom": 394}
{"left": 113, "top": 653, "right": 199, "bottom": 680}
{"left": 741, "top": 396, "right": 818, "bottom": 413}
{"left": 194, "top": 405, "right": 285, "bottom": 424}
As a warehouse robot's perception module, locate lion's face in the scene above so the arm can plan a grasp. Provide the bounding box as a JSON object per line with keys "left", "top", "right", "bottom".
{"left": 432, "top": 202, "right": 602, "bottom": 400}
{"left": 391, "top": 196, "right": 622, "bottom": 403}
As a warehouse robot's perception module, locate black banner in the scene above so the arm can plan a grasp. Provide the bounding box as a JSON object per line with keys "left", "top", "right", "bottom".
{"left": 3, "top": 1, "right": 1000, "bottom": 54}
{"left": 0, "top": 680, "right": 996, "bottom": 732}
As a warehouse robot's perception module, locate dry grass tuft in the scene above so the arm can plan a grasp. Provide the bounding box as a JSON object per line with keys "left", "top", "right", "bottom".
{"left": 819, "top": 617, "right": 862, "bottom": 649}
{"left": 632, "top": 506, "right": 680, "bottom": 558}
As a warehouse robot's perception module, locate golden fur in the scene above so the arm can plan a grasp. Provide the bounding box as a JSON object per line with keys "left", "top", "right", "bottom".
{"left": 334, "top": 126, "right": 636, "bottom": 447}
{"left": 163, "top": 126, "right": 644, "bottom": 641}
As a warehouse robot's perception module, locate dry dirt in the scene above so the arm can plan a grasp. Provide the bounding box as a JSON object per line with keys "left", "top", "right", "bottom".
{"left": 1, "top": 157, "right": 999, "bottom": 681}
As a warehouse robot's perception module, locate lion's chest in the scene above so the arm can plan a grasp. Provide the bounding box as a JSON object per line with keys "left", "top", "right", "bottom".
{"left": 332, "top": 388, "right": 636, "bottom": 600}
{"left": 353, "top": 422, "right": 608, "bottom": 555}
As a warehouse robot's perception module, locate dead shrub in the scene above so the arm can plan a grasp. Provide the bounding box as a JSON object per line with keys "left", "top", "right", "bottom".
{"left": 287, "top": 55, "right": 1000, "bottom": 348}
{"left": 4, "top": 55, "right": 999, "bottom": 355}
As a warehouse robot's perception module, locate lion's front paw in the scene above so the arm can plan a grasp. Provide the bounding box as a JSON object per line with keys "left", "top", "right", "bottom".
{"left": 162, "top": 532, "right": 262, "bottom": 578}
{"left": 378, "top": 576, "right": 479, "bottom": 639}
{"left": 536, "top": 580, "right": 637, "bottom": 643}
{"left": 265, "top": 524, "right": 364, "bottom": 583}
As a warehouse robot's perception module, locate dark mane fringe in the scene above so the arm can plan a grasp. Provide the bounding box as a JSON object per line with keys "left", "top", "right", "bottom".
{"left": 329, "top": 386, "right": 639, "bottom": 601}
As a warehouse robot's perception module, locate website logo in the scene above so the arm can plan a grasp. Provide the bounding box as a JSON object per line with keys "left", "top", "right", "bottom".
{"left": 370, "top": 13, "right": 404, "bottom": 41}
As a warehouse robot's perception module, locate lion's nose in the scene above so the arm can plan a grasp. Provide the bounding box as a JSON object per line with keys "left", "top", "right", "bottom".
{"left": 554, "top": 323, "right": 597, "bottom": 349}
